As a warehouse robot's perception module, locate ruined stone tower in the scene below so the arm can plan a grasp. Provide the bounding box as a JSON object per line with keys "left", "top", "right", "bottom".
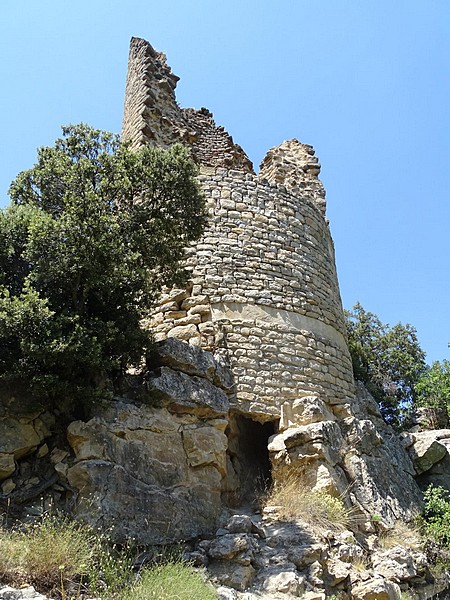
{"left": 122, "top": 37, "right": 355, "bottom": 424}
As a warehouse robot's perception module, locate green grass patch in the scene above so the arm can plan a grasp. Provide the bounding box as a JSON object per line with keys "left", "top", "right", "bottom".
{"left": 120, "top": 561, "right": 217, "bottom": 600}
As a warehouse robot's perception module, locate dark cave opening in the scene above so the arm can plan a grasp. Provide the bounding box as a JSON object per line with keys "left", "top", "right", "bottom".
{"left": 226, "top": 414, "right": 278, "bottom": 506}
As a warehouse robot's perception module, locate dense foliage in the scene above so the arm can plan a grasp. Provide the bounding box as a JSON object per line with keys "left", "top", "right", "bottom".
{"left": 415, "top": 360, "right": 450, "bottom": 415}
{"left": 421, "top": 484, "right": 450, "bottom": 546}
{"left": 0, "top": 124, "right": 205, "bottom": 405}
{"left": 345, "top": 302, "right": 426, "bottom": 427}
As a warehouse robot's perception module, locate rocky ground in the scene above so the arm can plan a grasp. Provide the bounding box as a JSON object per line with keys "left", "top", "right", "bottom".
{"left": 187, "top": 508, "right": 450, "bottom": 600}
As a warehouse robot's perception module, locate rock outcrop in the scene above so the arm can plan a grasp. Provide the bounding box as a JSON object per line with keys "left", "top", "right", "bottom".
{"left": 406, "top": 428, "right": 450, "bottom": 492}
{"left": 66, "top": 339, "right": 233, "bottom": 545}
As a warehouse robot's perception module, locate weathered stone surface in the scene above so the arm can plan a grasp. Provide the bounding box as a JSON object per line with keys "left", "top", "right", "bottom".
{"left": 327, "top": 556, "right": 352, "bottom": 585}
{"left": 259, "top": 568, "right": 304, "bottom": 595}
{"left": 226, "top": 514, "right": 266, "bottom": 538}
{"left": 146, "top": 366, "right": 229, "bottom": 418}
{"left": 280, "top": 396, "right": 335, "bottom": 431}
{"left": 67, "top": 399, "right": 227, "bottom": 544}
{"left": 150, "top": 337, "right": 233, "bottom": 390}
{"left": 408, "top": 429, "right": 450, "bottom": 475}
{"left": 208, "top": 561, "right": 256, "bottom": 591}
{"left": 217, "top": 587, "right": 238, "bottom": 600}
{"left": 208, "top": 534, "right": 251, "bottom": 560}
{"left": 350, "top": 577, "right": 401, "bottom": 600}
{"left": 0, "top": 417, "right": 44, "bottom": 457}
{"left": 371, "top": 546, "right": 426, "bottom": 582}
{"left": 341, "top": 383, "right": 423, "bottom": 526}
{"left": 0, "top": 411, "right": 52, "bottom": 480}
{"left": 151, "top": 337, "right": 217, "bottom": 379}
{"left": 0, "top": 585, "right": 50, "bottom": 599}
{"left": 182, "top": 425, "right": 227, "bottom": 474}
{"left": 0, "top": 453, "right": 16, "bottom": 479}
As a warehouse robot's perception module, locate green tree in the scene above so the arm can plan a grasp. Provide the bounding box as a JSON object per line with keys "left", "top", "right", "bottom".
{"left": 415, "top": 360, "right": 450, "bottom": 414}
{"left": 345, "top": 302, "right": 426, "bottom": 427}
{"left": 0, "top": 124, "right": 205, "bottom": 405}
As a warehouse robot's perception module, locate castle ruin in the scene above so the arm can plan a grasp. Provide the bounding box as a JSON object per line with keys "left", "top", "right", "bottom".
{"left": 122, "top": 37, "right": 355, "bottom": 422}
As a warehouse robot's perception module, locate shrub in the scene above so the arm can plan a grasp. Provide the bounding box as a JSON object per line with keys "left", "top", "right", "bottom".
{"left": 421, "top": 484, "right": 450, "bottom": 545}
{"left": 379, "top": 521, "right": 422, "bottom": 550}
{"left": 0, "top": 124, "right": 206, "bottom": 407}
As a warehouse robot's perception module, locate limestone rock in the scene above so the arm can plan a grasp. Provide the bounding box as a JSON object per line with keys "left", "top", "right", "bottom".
{"left": 0, "top": 412, "right": 51, "bottom": 480}
{"left": 146, "top": 366, "right": 229, "bottom": 418}
{"left": 68, "top": 458, "right": 222, "bottom": 545}
{"left": 0, "top": 417, "right": 43, "bottom": 458}
{"left": 151, "top": 337, "right": 216, "bottom": 380}
{"left": 326, "top": 557, "right": 352, "bottom": 585}
{"left": 408, "top": 429, "right": 450, "bottom": 474}
{"left": 350, "top": 576, "right": 401, "bottom": 600}
{"left": 208, "top": 561, "right": 256, "bottom": 591}
{"left": 217, "top": 587, "right": 238, "bottom": 600}
{"left": 208, "top": 534, "right": 252, "bottom": 560}
{"left": 151, "top": 338, "right": 234, "bottom": 391}
{"left": 371, "top": 546, "right": 426, "bottom": 582}
{"left": 341, "top": 383, "right": 423, "bottom": 526}
{"left": 226, "top": 514, "right": 266, "bottom": 539}
{"left": 67, "top": 399, "right": 226, "bottom": 544}
{"left": 0, "top": 453, "right": 15, "bottom": 479}
{"left": 182, "top": 425, "right": 227, "bottom": 474}
{"left": 280, "top": 396, "right": 335, "bottom": 431}
{"left": 259, "top": 568, "right": 304, "bottom": 595}
{"left": 0, "top": 585, "right": 50, "bottom": 599}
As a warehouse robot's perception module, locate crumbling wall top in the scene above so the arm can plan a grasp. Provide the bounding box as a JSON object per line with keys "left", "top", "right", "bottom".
{"left": 259, "top": 139, "right": 327, "bottom": 215}
{"left": 121, "top": 37, "right": 254, "bottom": 172}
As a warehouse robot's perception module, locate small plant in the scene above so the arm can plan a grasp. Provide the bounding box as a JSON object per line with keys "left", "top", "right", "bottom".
{"left": 119, "top": 561, "right": 217, "bottom": 600}
{"left": 370, "top": 513, "right": 382, "bottom": 523}
{"left": 264, "top": 470, "right": 355, "bottom": 532}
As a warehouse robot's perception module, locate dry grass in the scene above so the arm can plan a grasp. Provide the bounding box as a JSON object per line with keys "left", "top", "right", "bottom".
{"left": 379, "top": 520, "right": 423, "bottom": 550}
{"left": 351, "top": 556, "right": 371, "bottom": 573}
{"left": 264, "top": 471, "right": 355, "bottom": 533}
{"left": 0, "top": 514, "right": 96, "bottom": 594}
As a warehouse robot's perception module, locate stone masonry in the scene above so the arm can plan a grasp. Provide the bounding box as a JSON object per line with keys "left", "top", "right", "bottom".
{"left": 122, "top": 37, "right": 355, "bottom": 421}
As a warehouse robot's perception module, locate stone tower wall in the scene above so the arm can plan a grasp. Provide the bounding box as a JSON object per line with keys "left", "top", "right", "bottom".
{"left": 122, "top": 37, "right": 356, "bottom": 421}
{"left": 151, "top": 167, "right": 354, "bottom": 418}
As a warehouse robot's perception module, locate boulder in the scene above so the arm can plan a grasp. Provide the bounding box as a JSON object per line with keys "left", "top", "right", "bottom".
{"left": 0, "top": 412, "right": 52, "bottom": 480}
{"left": 280, "top": 396, "right": 335, "bottom": 431}
{"left": 371, "top": 546, "right": 426, "bottom": 582}
{"left": 408, "top": 429, "right": 450, "bottom": 475}
{"left": 208, "top": 561, "right": 256, "bottom": 591}
{"left": 350, "top": 577, "right": 401, "bottom": 600}
{"left": 146, "top": 366, "right": 229, "bottom": 418}
{"left": 150, "top": 337, "right": 217, "bottom": 381}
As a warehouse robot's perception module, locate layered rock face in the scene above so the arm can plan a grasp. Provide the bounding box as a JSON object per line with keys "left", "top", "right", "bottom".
{"left": 66, "top": 339, "right": 233, "bottom": 545}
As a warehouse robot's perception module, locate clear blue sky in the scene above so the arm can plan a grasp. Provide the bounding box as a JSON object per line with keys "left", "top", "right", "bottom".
{"left": 1, "top": 1, "right": 449, "bottom": 363}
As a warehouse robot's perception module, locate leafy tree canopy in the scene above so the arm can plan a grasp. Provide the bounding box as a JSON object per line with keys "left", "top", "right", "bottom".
{"left": 415, "top": 360, "right": 450, "bottom": 414}
{"left": 345, "top": 302, "right": 426, "bottom": 427}
{"left": 0, "top": 124, "right": 206, "bottom": 405}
